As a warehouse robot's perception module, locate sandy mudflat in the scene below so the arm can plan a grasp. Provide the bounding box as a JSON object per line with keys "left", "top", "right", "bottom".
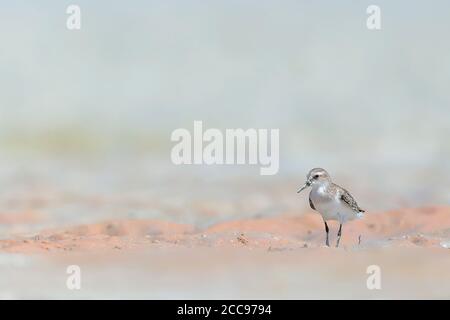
{"left": 0, "top": 206, "right": 449, "bottom": 299}
{"left": 1, "top": 206, "right": 450, "bottom": 253}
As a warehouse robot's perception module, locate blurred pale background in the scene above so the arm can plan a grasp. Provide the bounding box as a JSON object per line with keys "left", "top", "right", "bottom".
{"left": 0, "top": 0, "right": 449, "bottom": 232}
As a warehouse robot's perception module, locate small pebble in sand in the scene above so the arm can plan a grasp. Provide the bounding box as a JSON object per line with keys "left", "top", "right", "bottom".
{"left": 411, "top": 234, "right": 428, "bottom": 246}
{"left": 237, "top": 233, "right": 249, "bottom": 245}
{"left": 440, "top": 241, "right": 450, "bottom": 249}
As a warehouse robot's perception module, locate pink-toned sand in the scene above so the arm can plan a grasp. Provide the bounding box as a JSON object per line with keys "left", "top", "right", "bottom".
{"left": 1, "top": 206, "right": 449, "bottom": 299}
{"left": 1, "top": 206, "right": 449, "bottom": 253}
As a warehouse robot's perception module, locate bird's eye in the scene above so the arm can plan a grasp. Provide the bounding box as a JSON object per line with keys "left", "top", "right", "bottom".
{"left": 314, "top": 174, "right": 319, "bottom": 179}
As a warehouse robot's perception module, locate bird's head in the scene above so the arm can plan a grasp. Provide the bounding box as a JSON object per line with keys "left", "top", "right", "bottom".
{"left": 297, "top": 168, "right": 331, "bottom": 193}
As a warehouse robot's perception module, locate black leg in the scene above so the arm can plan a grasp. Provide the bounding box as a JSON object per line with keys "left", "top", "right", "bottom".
{"left": 324, "top": 220, "right": 330, "bottom": 247}
{"left": 336, "top": 224, "right": 342, "bottom": 247}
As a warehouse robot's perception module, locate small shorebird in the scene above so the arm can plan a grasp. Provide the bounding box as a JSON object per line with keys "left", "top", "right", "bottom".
{"left": 297, "top": 168, "right": 365, "bottom": 247}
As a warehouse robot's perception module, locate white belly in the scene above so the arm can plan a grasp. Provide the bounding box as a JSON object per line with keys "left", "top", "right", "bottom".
{"left": 310, "top": 187, "right": 362, "bottom": 223}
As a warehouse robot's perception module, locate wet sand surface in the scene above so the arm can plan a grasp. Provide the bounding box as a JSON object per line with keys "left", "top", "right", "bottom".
{"left": 1, "top": 206, "right": 449, "bottom": 299}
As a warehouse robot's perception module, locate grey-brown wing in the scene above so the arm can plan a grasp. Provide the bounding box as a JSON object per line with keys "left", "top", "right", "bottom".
{"left": 309, "top": 197, "right": 316, "bottom": 210}
{"left": 338, "top": 187, "right": 365, "bottom": 213}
